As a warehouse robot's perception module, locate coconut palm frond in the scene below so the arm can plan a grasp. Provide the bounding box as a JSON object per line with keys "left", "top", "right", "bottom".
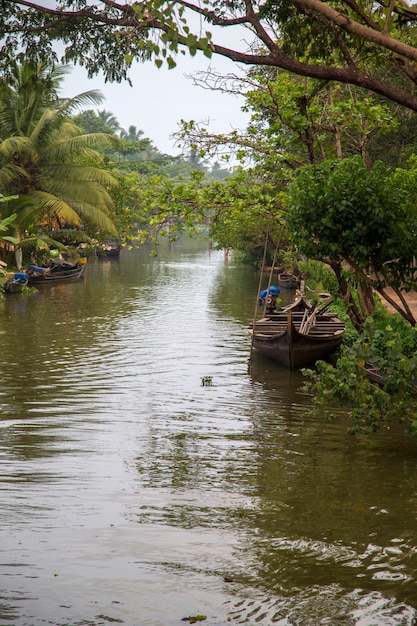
{"left": 73, "top": 183, "right": 115, "bottom": 214}
{"left": 17, "top": 233, "right": 68, "bottom": 253}
{"left": 41, "top": 164, "right": 118, "bottom": 188}
{"left": 30, "top": 191, "right": 82, "bottom": 225}
{"left": 0, "top": 100, "right": 16, "bottom": 138}
{"left": 73, "top": 202, "right": 118, "bottom": 236}
{"left": 0, "top": 163, "right": 31, "bottom": 191}
{"left": 35, "top": 177, "right": 114, "bottom": 212}
{"left": 47, "top": 229, "right": 93, "bottom": 244}
{"left": 45, "top": 133, "right": 120, "bottom": 161}
{"left": 0, "top": 135, "right": 33, "bottom": 160}
{"left": 50, "top": 120, "right": 89, "bottom": 142}
{"left": 58, "top": 90, "right": 105, "bottom": 116}
{"left": 0, "top": 195, "right": 40, "bottom": 227}
{"left": 29, "top": 108, "right": 62, "bottom": 146}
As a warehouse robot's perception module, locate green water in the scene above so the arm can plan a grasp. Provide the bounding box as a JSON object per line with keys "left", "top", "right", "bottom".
{"left": 1, "top": 240, "right": 416, "bottom": 626}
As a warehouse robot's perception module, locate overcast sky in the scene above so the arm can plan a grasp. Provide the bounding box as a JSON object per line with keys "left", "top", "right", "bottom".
{"left": 61, "top": 51, "right": 250, "bottom": 157}
{"left": 31, "top": 1, "right": 252, "bottom": 157}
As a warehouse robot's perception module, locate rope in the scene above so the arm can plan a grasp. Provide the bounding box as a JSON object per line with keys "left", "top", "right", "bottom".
{"left": 263, "top": 241, "right": 279, "bottom": 317}
{"left": 249, "top": 228, "right": 284, "bottom": 362}
{"left": 250, "top": 233, "right": 269, "bottom": 360}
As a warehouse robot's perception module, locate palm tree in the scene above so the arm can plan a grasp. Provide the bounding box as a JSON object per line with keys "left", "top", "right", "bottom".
{"left": 0, "top": 203, "right": 18, "bottom": 250}
{"left": 97, "top": 109, "right": 121, "bottom": 135}
{"left": 0, "top": 60, "right": 119, "bottom": 265}
{"left": 120, "top": 125, "right": 144, "bottom": 142}
{"left": 73, "top": 109, "right": 121, "bottom": 135}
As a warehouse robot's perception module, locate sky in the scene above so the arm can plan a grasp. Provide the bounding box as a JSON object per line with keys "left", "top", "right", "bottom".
{"left": 28, "top": 1, "right": 253, "bottom": 158}
{"left": 61, "top": 50, "right": 250, "bottom": 158}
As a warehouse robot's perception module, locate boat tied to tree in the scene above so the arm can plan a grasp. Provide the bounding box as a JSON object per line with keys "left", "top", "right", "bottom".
{"left": 249, "top": 296, "right": 345, "bottom": 369}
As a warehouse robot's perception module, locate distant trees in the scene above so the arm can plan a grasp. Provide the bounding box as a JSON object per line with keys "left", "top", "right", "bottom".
{"left": 73, "top": 109, "right": 121, "bottom": 135}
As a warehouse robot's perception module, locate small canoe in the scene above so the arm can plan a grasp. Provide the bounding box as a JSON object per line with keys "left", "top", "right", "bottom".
{"left": 97, "top": 239, "right": 122, "bottom": 258}
{"left": 277, "top": 271, "right": 301, "bottom": 290}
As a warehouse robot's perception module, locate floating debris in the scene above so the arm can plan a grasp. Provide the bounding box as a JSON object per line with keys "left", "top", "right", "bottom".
{"left": 182, "top": 616, "right": 207, "bottom": 624}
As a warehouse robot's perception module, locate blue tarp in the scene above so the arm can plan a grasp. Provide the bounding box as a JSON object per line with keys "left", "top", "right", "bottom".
{"left": 13, "top": 272, "right": 28, "bottom": 281}
{"left": 259, "top": 285, "right": 280, "bottom": 302}
{"left": 28, "top": 265, "right": 46, "bottom": 274}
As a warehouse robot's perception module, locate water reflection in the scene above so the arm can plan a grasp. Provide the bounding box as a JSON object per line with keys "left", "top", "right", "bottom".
{"left": 1, "top": 241, "right": 417, "bottom": 625}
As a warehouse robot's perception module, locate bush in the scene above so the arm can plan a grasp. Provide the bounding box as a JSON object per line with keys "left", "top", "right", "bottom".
{"left": 303, "top": 310, "right": 417, "bottom": 436}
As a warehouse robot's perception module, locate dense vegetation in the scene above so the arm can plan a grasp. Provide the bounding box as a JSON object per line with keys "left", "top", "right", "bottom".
{"left": 3, "top": 1, "right": 417, "bottom": 437}
{"left": 0, "top": 60, "right": 231, "bottom": 268}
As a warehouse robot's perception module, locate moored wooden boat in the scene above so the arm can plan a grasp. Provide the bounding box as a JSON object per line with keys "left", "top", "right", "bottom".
{"left": 248, "top": 309, "right": 345, "bottom": 369}
{"left": 275, "top": 293, "right": 312, "bottom": 314}
{"left": 362, "top": 362, "right": 384, "bottom": 386}
{"left": 277, "top": 271, "right": 301, "bottom": 290}
{"left": 27, "top": 261, "right": 86, "bottom": 285}
{"left": 97, "top": 239, "right": 122, "bottom": 258}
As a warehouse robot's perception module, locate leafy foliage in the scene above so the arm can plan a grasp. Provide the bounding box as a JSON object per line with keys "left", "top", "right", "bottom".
{"left": 303, "top": 314, "right": 417, "bottom": 436}
{"left": 287, "top": 156, "right": 417, "bottom": 286}
{"left": 4, "top": 0, "right": 417, "bottom": 114}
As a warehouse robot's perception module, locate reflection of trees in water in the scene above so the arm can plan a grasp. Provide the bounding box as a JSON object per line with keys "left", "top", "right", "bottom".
{"left": 131, "top": 343, "right": 417, "bottom": 621}
{"left": 208, "top": 259, "right": 260, "bottom": 325}
{"left": 241, "top": 358, "right": 417, "bottom": 608}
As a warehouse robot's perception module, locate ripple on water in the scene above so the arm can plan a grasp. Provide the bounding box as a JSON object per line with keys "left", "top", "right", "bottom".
{"left": 2, "top": 248, "right": 417, "bottom": 625}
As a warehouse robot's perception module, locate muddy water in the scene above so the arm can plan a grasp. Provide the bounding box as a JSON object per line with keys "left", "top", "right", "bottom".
{"left": 1, "top": 240, "right": 417, "bottom": 626}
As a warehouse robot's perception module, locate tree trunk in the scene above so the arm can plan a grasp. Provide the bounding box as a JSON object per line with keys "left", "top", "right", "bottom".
{"left": 333, "top": 124, "right": 343, "bottom": 159}
{"left": 356, "top": 279, "right": 376, "bottom": 318}
{"left": 15, "top": 231, "right": 22, "bottom": 270}
{"left": 328, "top": 259, "right": 366, "bottom": 330}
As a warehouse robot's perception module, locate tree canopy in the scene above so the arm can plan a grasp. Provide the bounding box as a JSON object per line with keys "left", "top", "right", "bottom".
{"left": 3, "top": 1, "right": 417, "bottom": 112}
{"left": 287, "top": 155, "right": 417, "bottom": 325}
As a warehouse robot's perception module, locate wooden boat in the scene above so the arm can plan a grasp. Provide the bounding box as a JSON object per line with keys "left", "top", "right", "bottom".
{"left": 362, "top": 362, "right": 384, "bottom": 386}
{"left": 27, "top": 261, "right": 86, "bottom": 285}
{"left": 97, "top": 239, "right": 121, "bottom": 258}
{"left": 277, "top": 271, "right": 301, "bottom": 290}
{"left": 3, "top": 272, "right": 28, "bottom": 293}
{"left": 276, "top": 293, "right": 312, "bottom": 314}
{"left": 248, "top": 308, "right": 345, "bottom": 369}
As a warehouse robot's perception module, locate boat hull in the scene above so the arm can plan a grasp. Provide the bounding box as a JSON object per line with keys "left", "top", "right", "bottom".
{"left": 249, "top": 311, "right": 345, "bottom": 369}
{"left": 27, "top": 264, "right": 85, "bottom": 285}
{"left": 277, "top": 272, "right": 301, "bottom": 290}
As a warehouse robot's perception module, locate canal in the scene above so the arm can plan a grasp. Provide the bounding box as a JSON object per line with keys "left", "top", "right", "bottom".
{"left": 1, "top": 240, "right": 417, "bottom": 626}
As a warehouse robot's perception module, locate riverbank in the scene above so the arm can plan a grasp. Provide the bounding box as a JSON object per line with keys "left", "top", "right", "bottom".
{"left": 379, "top": 287, "right": 417, "bottom": 316}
